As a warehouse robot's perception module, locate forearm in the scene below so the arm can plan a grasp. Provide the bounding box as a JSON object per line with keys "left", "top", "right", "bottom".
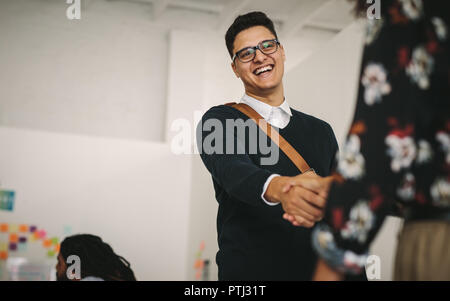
{"left": 312, "top": 258, "right": 344, "bottom": 281}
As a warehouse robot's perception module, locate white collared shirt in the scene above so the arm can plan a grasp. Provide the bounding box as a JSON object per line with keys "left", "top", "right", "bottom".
{"left": 239, "top": 94, "right": 292, "bottom": 206}
{"left": 240, "top": 94, "right": 292, "bottom": 129}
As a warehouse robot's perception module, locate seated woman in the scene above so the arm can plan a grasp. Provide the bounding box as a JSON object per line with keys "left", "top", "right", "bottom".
{"left": 56, "top": 234, "right": 136, "bottom": 281}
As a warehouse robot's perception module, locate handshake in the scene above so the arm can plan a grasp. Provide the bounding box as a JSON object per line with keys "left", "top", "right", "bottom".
{"left": 264, "top": 171, "right": 334, "bottom": 228}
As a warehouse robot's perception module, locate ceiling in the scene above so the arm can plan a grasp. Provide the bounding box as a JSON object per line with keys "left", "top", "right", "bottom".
{"left": 105, "top": 0, "right": 356, "bottom": 38}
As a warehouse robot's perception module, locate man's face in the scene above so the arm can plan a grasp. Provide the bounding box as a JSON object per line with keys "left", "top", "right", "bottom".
{"left": 231, "top": 25, "right": 286, "bottom": 95}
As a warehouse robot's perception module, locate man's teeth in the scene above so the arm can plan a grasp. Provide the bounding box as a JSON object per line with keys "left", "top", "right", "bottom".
{"left": 255, "top": 65, "right": 273, "bottom": 75}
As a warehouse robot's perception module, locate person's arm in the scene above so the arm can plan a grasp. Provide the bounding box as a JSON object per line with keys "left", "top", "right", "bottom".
{"left": 309, "top": 0, "right": 450, "bottom": 277}
{"left": 197, "top": 106, "right": 277, "bottom": 207}
{"left": 325, "top": 122, "right": 339, "bottom": 175}
{"left": 197, "top": 106, "right": 325, "bottom": 224}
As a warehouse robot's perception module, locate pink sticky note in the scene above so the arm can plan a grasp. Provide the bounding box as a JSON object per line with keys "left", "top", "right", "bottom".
{"left": 38, "top": 230, "right": 47, "bottom": 239}
{"left": 199, "top": 241, "right": 205, "bottom": 251}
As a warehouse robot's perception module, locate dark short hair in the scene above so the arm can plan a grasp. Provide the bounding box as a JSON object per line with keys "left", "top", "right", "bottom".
{"left": 225, "top": 11, "right": 278, "bottom": 59}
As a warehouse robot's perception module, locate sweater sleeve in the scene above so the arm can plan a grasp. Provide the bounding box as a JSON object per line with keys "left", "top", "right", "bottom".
{"left": 196, "top": 106, "right": 275, "bottom": 207}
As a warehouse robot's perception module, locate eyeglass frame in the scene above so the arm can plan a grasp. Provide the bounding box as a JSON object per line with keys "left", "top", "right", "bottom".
{"left": 232, "top": 39, "right": 281, "bottom": 63}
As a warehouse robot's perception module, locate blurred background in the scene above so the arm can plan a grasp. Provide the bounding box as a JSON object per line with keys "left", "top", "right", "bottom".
{"left": 0, "top": 0, "right": 402, "bottom": 281}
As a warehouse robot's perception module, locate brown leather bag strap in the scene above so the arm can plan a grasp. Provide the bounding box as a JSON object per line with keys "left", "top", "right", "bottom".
{"left": 225, "top": 102, "right": 311, "bottom": 173}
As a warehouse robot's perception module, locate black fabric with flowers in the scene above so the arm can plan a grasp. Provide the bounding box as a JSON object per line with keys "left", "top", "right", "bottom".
{"left": 312, "top": 0, "right": 450, "bottom": 274}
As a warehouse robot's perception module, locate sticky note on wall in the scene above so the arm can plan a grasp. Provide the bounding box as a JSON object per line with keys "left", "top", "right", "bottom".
{"left": 37, "top": 230, "right": 46, "bottom": 239}
{"left": 43, "top": 239, "right": 52, "bottom": 248}
{"left": 19, "top": 225, "right": 28, "bottom": 233}
{"left": 0, "top": 224, "right": 8, "bottom": 232}
{"left": 0, "top": 242, "right": 7, "bottom": 252}
{"left": 9, "top": 243, "right": 17, "bottom": 251}
{"left": 0, "top": 190, "right": 15, "bottom": 211}
{"left": 9, "top": 224, "right": 18, "bottom": 233}
{"left": 9, "top": 233, "right": 19, "bottom": 243}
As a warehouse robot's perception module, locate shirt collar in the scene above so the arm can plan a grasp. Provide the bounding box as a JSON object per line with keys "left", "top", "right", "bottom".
{"left": 240, "top": 94, "right": 292, "bottom": 119}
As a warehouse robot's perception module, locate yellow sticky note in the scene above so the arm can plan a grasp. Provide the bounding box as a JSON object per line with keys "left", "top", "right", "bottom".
{"left": 9, "top": 224, "right": 19, "bottom": 233}
{"left": 0, "top": 242, "right": 7, "bottom": 252}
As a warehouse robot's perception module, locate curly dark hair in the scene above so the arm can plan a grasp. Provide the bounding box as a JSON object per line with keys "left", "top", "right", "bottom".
{"left": 60, "top": 234, "right": 136, "bottom": 281}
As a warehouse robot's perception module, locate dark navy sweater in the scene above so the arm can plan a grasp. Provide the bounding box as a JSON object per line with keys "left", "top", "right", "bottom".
{"left": 197, "top": 104, "right": 338, "bottom": 280}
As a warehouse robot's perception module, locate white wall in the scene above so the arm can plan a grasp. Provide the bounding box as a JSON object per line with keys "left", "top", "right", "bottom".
{"left": 0, "top": 0, "right": 168, "bottom": 142}
{"left": 0, "top": 126, "right": 191, "bottom": 280}
{"left": 285, "top": 21, "right": 365, "bottom": 143}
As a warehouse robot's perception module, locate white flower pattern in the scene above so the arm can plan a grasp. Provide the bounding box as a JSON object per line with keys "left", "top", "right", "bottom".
{"left": 309, "top": 0, "right": 450, "bottom": 276}
{"left": 397, "top": 173, "right": 416, "bottom": 201}
{"left": 399, "top": 0, "right": 423, "bottom": 20}
{"left": 341, "top": 201, "right": 375, "bottom": 244}
{"left": 432, "top": 17, "right": 447, "bottom": 41}
{"left": 430, "top": 177, "right": 450, "bottom": 208}
{"left": 361, "top": 63, "right": 392, "bottom": 105}
{"left": 337, "top": 135, "right": 365, "bottom": 180}
{"left": 436, "top": 131, "right": 450, "bottom": 164}
{"left": 385, "top": 133, "right": 417, "bottom": 172}
{"left": 406, "top": 46, "right": 434, "bottom": 90}
{"left": 416, "top": 140, "right": 433, "bottom": 164}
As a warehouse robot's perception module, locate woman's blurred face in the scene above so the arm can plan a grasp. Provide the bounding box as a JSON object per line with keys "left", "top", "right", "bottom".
{"left": 55, "top": 253, "right": 69, "bottom": 281}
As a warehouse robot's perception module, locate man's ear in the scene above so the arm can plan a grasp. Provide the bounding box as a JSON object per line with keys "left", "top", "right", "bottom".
{"left": 231, "top": 62, "right": 240, "bottom": 78}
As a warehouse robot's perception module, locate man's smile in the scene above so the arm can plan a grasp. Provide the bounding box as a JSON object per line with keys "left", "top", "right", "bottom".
{"left": 253, "top": 64, "right": 274, "bottom": 77}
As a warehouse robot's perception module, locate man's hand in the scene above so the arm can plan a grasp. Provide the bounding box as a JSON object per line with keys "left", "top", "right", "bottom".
{"left": 264, "top": 172, "right": 327, "bottom": 228}
{"left": 281, "top": 174, "right": 334, "bottom": 227}
{"left": 283, "top": 173, "right": 334, "bottom": 198}
{"left": 312, "top": 258, "right": 344, "bottom": 281}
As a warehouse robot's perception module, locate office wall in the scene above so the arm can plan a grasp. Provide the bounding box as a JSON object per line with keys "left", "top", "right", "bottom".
{"left": 0, "top": 126, "right": 192, "bottom": 280}
{"left": 0, "top": 0, "right": 168, "bottom": 142}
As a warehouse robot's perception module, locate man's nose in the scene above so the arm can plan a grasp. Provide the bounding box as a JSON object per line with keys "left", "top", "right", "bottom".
{"left": 253, "top": 48, "right": 268, "bottom": 63}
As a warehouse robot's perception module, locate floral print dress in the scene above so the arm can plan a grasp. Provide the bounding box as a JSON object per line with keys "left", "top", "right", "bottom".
{"left": 312, "top": 0, "right": 450, "bottom": 274}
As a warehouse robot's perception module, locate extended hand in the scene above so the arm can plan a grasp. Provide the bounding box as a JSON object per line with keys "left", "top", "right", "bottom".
{"left": 264, "top": 172, "right": 327, "bottom": 228}
{"left": 281, "top": 173, "right": 334, "bottom": 227}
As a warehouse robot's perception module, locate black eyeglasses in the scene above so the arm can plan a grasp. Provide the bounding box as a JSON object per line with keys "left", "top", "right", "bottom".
{"left": 232, "top": 39, "right": 280, "bottom": 63}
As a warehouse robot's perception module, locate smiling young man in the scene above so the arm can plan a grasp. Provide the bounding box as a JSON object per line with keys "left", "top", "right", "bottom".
{"left": 197, "top": 12, "right": 339, "bottom": 280}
